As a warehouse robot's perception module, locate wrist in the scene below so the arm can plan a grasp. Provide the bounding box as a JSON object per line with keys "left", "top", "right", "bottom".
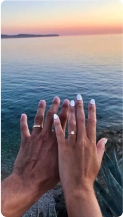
{"left": 62, "top": 181, "right": 94, "bottom": 198}
{"left": 12, "top": 172, "right": 41, "bottom": 201}
{"left": 63, "top": 185, "right": 101, "bottom": 217}
{"left": 63, "top": 183, "right": 95, "bottom": 204}
{"left": 2, "top": 173, "right": 41, "bottom": 217}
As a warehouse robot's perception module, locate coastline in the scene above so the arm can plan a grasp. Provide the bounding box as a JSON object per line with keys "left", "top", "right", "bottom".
{"left": 1, "top": 34, "right": 59, "bottom": 39}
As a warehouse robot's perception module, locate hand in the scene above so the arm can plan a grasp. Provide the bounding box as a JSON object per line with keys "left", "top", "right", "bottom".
{"left": 14, "top": 96, "right": 69, "bottom": 196}
{"left": 54, "top": 94, "right": 107, "bottom": 217}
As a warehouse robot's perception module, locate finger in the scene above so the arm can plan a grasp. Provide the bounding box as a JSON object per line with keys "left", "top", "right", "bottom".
{"left": 32, "top": 100, "right": 46, "bottom": 136}
{"left": 87, "top": 99, "right": 96, "bottom": 142}
{"left": 54, "top": 114, "right": 65, "bottom": 147}
{"left": 97, "top": 138, "right": 107, "bottom": 167}
{"left": 20, "top": 114, "right": 30, "bottom": 142}
{"left": 59, "top": 99, "right": 70, "bottom": 132}
{"left": 76, "top": 94, "right": 86, "bottom": 142}
{"left": 68, "top": 100, "right": 76, "bottom": 144}
{"left": 43, "top": 96, "right": 60, "bottom": 133}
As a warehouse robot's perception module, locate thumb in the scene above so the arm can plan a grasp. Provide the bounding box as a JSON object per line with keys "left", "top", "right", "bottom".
{"left": 97, "top": 138, "right": 107, "bottom": 166}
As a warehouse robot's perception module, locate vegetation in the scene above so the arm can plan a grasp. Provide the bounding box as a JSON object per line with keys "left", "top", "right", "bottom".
{"left": 94, "top": 150, "right": 123, "bottom": 217}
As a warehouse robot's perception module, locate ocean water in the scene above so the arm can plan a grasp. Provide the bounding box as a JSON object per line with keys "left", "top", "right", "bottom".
{"left": 1, "top": 35, "right": 122, "bottom": 176}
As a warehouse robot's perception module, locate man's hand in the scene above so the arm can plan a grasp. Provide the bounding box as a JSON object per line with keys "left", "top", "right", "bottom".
{"left": 1, "top": 97, "right": 69, "bottom": 217}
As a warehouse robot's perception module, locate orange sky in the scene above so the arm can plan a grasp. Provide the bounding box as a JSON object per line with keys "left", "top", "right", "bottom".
{"left": 1, "top": 1, "right": 123, "bottom": 35}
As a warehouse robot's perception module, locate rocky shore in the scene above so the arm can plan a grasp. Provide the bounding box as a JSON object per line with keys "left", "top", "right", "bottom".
{"left": 2, "top": 128, "right": 122, "bottom": 217}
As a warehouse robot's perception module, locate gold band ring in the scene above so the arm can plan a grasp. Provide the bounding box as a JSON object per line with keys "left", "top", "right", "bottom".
{"left": 68, "top": 131, "right": 76, "bottom": 135}
{"left": 32, "top": 125, "right": 43, "bottom": 129}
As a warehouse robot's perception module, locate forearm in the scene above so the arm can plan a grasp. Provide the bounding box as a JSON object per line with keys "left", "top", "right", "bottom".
{"left": 64, "top": 187, "right": 102, "bottom": 217}
{"left": 1, "top": 174, "right": 40, "bottom": 217}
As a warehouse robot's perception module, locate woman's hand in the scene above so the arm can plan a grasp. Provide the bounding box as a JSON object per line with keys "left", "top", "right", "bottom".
{"left": 54, "top": 94, "right": 107, "bottom": 217}
{"left": 14, "top": 97, "right": 69, "bottom": 194}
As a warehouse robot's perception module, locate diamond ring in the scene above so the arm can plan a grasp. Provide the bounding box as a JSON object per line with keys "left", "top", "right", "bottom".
{"left": 68, "top": 131, "right": 76, "bottom": 135}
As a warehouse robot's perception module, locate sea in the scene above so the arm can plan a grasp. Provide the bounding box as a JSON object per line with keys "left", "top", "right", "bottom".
{"left": 1, "top": 34, "right": 122, "bottom": 177}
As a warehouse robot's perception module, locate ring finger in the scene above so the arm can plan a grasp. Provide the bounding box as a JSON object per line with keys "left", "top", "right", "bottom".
{"left": 32, "top": 100, "right": 46, "bottom": 136}
{"left": 68, "top": 100, "right": 76, "bottom": 145}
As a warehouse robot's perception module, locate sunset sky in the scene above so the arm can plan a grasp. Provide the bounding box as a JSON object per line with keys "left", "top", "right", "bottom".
{"left": 1, "top": 0, "right": 123, "bottom": 36}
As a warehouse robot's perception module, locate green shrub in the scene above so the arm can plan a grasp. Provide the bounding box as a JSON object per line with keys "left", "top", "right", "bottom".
{"left": 94, "top": 150, "right": 123, "bottom": 217}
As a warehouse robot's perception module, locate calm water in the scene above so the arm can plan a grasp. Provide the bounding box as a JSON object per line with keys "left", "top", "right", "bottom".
{"left": 1, "top": 35, "right": 122, "bottom": 175}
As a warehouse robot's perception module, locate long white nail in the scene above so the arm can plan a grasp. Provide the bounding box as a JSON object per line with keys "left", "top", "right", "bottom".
{"left": 90, "top": 99, "right": 95, "bottom": 105}
{"left": 104, "top": 138, "right": 108, "bottom": 144}
{"left": 54, "top": 114, "right": 58, "bottom": 120}
{"left": 77, "top": 94, "right": 82, "bottom": 101}
{"left": 70, "top": 100, "right": 75, "bottom": 106}
{"left": 102, "top": 138, "right": 108, "bottom": 149}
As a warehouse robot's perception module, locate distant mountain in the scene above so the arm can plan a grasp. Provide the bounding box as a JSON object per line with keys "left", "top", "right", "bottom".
{"left": 1, "top": 34, "right": 59, "bottom": 39}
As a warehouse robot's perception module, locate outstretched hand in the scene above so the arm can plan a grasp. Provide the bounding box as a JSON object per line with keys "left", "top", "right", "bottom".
{"left": 14, "top": 97, "right": 69, "bottom": 194}
{"left": 54, "top": 94, "right": 107, "bottom": 217}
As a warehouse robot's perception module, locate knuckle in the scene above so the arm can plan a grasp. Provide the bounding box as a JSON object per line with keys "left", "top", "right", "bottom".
{"left": 21, "top": 124, "right": 26, "bottom": 131}
{"left": 46, "top": 110, "right": 53, "bottom": 118}
{"left": 78, "top": 138, "right": 86, "bottom": 146}
{"left": 81, "top": 138, "right": 86, "bottom": 146}
{"left": 41, "top": 136, "right": 48, "bottom": 144}
{"left": 56, "top": 129, "right": 63, "bottom": 137}
{"left": 35, "top": 114, "right": 43, "bottom": 123}
{"left": 89, "top": 105, "right": 96, "bottom": 113}
{"left": 90, "top": 139, "right": 96, "bottom": 145}
{"left": 78, "top": 115, "right": 85, "bottom": 122}
{"left": 76, "top": 101, "right": 83, "bottom": 108}
{"left": 88, "top": 117, "right": 97, "bottom": 125}
{"left": 69, "top": 120, "right": 76, "bottom": 127}
{"left": 40, "top": 132, "right": 48, "bottom": 142}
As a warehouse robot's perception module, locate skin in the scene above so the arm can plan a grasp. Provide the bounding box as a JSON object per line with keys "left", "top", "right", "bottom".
{"left": 1, "top": 97, "right": 70, "bottom": 217}
{"left": 54, "top": 95, "right": 107, "bottom": 217}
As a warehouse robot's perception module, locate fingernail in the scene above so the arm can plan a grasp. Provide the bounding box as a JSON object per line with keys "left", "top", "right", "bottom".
{"left": 104, "top": 138, "right": 108, "bottom": 144}
{"left": 63, "top": 99, "right": 69, "bottom": 105}
{"left": 54, "top": 114, "right": 58, "bottom": 120}
{"left": 102, "top": 138, "right": 108, "bottom": 149}
{"left": 21, "top": 114, "right": 25, "bottom": 118}
{"left": 90, "top": 99, "right": 95, "bottom": 105}
{"left": 39, "top": 100, "right": 45, "bottom": 105}
{"left": 70, "top": 100, "right": 75, "bottom": 106}
{"left": 77, "top": 94, "right": 82, "bottom": 101}
{"left": 53, "top": 96, "right": 59, "bottom": 101}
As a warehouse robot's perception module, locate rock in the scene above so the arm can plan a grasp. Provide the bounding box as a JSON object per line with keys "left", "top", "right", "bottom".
{"left": 53, "top": 187, "right": 68, "bottom": 217}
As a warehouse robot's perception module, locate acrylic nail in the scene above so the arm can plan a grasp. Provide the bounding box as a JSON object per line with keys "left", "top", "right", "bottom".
{"left": 90, "top": 99, "right": 95, "bottom": 105}
{"left": 104, "top": 138, "right": 108, "bottom": 144}
{"left": 102, "top": 138, "right": 108, "bottom": 149}
{"left": 77, "top": 94, "right": 82, "bottom": 101}
{"left": 70, "top": 100, "right": 75, "bottom": 106}
{"left": 54, "top": 114, "right": 58, "bottom": 120}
